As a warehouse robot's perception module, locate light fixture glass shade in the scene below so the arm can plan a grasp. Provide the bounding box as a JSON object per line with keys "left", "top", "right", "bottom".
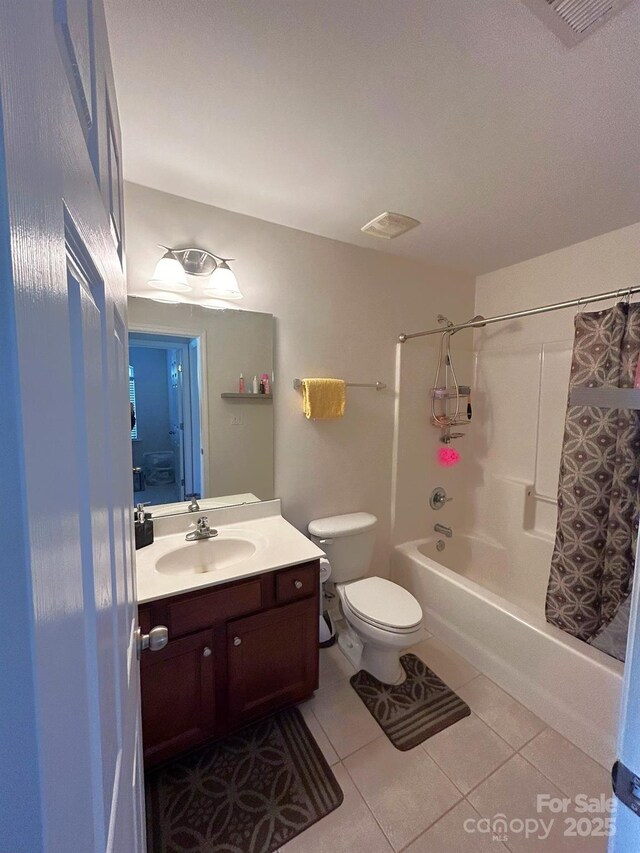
{"left": 203, "top": 261, "right": 242, "bottom": 300}
{"left": 147, "top": 251, "right": 192, "bottom": 293}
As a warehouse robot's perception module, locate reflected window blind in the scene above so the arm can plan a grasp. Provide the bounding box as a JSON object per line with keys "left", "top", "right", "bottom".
{"left": 129, "top": 364, "right": 138, "bottom": 439}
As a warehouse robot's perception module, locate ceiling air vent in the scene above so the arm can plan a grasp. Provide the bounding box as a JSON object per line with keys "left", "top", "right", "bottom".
{"left": 361, "top": 211, "right": 420, "bottom": 240}
{"left": 521, "top": 0, "right": 636, "bottom": 45}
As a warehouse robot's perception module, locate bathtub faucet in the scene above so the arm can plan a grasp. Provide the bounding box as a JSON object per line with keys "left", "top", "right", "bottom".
{"left": 434, "top": 523, "right": 453, "bottom": 538}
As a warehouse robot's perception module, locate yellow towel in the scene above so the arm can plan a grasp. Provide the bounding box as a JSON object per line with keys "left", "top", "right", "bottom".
{"left": 302, "top": 378, "right": 346, "bottom": 419}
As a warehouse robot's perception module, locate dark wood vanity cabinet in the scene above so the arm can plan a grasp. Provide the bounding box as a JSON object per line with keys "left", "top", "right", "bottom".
{"left": 227, "top": 597, "right": 318, "bottom": 728}
{"left": 138, "top": 560, "right": 319, "bottom": 767}
{"left": 140, "top": 629, "right": 216, "bottom": 766}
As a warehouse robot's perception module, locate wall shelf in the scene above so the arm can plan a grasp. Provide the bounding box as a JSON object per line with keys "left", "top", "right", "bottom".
{"left": 220, "top": 393, "right": 273, "bottom": 400}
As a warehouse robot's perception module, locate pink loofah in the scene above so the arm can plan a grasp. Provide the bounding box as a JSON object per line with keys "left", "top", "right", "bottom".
{"left": 438, "top": 446, "right": 460, "bottom": 467}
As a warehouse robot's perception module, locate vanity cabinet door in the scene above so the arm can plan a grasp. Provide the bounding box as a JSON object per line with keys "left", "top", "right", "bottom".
{"left": 141, "top": 629, "right": 215, "bottom": 766}
{"left": 226, "top": 598, "right": 318, "bottom": 729}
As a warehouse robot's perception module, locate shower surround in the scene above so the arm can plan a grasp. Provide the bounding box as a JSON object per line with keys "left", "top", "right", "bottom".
{"left": 391, "top": 223, "right": 640, "bottom": 768}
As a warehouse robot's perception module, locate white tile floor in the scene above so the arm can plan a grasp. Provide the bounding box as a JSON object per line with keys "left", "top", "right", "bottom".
{"left": 281, "top": 631, "right": 613, "bottom": 853}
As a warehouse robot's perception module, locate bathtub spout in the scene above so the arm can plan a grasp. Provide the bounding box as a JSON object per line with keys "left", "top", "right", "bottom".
{"left": 434, "top": 523, "right": 453, "bottom": 538}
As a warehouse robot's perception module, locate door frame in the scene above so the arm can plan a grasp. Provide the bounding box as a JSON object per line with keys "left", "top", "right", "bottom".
{"left": 129, "top": 322, "right": 208, "bottom": 500}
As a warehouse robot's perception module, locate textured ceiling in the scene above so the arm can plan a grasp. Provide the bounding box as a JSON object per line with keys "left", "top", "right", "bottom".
{"left": 104, "top": 0, "right": 640, "bottom": 274}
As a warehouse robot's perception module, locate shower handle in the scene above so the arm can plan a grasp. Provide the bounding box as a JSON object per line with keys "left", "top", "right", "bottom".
{"left": 430, "top": 487, "right": 453, "bottom": 510}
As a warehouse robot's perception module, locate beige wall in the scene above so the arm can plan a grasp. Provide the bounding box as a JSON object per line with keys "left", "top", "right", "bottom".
{"left": 128, "top": 300, "right": 274, "bottom": 501}
{"left": 124, "top": 181, "right": 475, "bottom": 575}
{"left": 469, "top": 222, "right": 640, "bottom": 608}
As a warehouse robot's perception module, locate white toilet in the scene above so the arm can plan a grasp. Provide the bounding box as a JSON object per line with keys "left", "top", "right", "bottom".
{"left": 308, "top": 512, "right": 425, "bottom": 685}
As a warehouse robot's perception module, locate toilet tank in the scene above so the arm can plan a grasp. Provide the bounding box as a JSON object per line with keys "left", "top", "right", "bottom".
{"left": 307, "top": 512, "right": 377, "bottom": 583}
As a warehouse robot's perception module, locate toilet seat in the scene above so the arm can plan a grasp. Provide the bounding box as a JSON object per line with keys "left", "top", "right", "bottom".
{"left": 342, "top": 577, "right": 422, "bottom": 634}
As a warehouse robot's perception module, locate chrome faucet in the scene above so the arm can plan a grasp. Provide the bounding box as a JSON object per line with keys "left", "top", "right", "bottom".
{"left": 187, "top": 496, "right": 201, "bottom": 512}
{"left": 186, "top": 516, "right": 218, "bottom": 541}
{"left": 434, "top": 523, "right": 453, "bottom": 538}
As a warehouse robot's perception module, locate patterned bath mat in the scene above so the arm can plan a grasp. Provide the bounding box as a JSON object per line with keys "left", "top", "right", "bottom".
{"left": 350, "top": 653, "right": 470, "bottom": 751}
{"left": 145, "top": 707, "right": 343, "bottom": 853}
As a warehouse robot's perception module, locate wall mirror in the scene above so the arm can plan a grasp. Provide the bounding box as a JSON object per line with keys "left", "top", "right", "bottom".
{"left": 127, "top": 298, "right": 274, "bottom": 514}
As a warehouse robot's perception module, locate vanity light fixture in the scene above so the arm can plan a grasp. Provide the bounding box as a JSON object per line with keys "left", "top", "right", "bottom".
{"left": 147, "top": 245, "right": 243, "bottom": 303}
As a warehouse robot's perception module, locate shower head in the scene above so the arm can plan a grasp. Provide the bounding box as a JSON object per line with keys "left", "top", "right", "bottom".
{"left": 451, "top": 314, "right": 486, "bottom": 335}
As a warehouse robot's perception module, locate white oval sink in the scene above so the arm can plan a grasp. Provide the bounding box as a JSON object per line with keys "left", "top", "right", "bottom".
{"left": 155, "top": 532, "right": 262, "bottom": 576}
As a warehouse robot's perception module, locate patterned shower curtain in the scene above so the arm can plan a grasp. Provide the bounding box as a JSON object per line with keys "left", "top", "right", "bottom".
{"left": 545, "top": 302, "right": 640, "bottom": 662}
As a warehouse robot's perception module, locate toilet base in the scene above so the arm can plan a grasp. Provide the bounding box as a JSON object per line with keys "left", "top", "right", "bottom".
{"left": 361, "top": 643, "right": 407, "bottom": 685}
{"left": 338, "top": 625, "right": 407, "bottom": 686}
{"left": 338, "top": 625, "right": 363, "bottom": 670}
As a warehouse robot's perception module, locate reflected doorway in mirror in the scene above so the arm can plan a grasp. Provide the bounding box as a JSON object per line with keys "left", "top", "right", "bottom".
{"left": 129, "top": 331, "right": 203, "bottom": 507}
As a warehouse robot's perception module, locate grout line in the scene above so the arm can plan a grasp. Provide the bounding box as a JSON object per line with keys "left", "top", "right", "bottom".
{"left": 305, "top": 708, "right": 340, "bottom": 766}
{"left": 453, "top": 749, "right": 517, "bottom": 801}
{"left": 452, "top": 670, "right": 481, "bottom": 690}
{"left": 311, "top": 691, "right": 385, "bottom": 763}
{"left": 517, "top": 746, "right": 612, "bottom": 800}
{"left": 309, "top": 665, "right": 387, "bottom": 761}
{"left": 394, "top": 796, "right": 465, "bottom": 852}
{"left": 397, "top": 797, "right": 510, "bottom": 852}
{"left": 339, "top": 757, "right": 403, "bottom": 852}
{"left": 339, "top": 732, "right": 385, "bottom": 763}
{"left": 515, "top": 727, "right": 546, "bottom": 753}
{"left": 471, "top": 717, "right": 539, "bottom": 754}
{"left": 418, "top": 745, "right": 468, "bottom": 798}
{"left": 304, "top": 702, "right": 347, "bottom": 760}
{"left": 516, "top": 750, "right": 567, "bottom": 797}
{"left": 462, "top": 798, "right": 510, "bottom": 851}
{"left": 419, "top": 714, "right": 516, "bottom": 796}
{"left": 519, "top": 723, "right": 612, "bottom": 774}
{"left": 453, "top": 691, "right": 540, "bottom": 753}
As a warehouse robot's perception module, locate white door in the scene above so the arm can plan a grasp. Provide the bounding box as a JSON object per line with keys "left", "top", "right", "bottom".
{"left": 168, "top": 348, "right": 186, "bottom": 501}
{"left": 0, "top": 1, "right": 144, "bottom": 851}
{"left": 610, "top": 552, "right": 640, "bottom": 849}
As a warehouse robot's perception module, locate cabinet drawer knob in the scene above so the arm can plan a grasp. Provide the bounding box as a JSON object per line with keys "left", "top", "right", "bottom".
{"left": 294, "top": 580, "right": 303, "bottom": 590}
{"left": 203, "top": 646, "right": 212, "bottom": 657}
{"left": 233, "top": 636, "right": 242, "bottom": 646}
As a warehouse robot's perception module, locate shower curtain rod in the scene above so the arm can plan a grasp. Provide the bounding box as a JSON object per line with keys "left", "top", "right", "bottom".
{"left": 398, "top": 284, "right": 640, "bottom": 343}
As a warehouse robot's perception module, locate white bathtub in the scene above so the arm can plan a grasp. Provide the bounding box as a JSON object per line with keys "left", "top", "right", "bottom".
{"left": 392, "top": 534, "right": 624, "bottom": 767}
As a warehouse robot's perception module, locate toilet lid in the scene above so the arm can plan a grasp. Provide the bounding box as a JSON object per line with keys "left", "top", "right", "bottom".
{"left": 343, "top": 577, "right": 422, "bottom": 631}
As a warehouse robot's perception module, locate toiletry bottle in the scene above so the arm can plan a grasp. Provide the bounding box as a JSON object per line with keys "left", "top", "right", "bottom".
{"left": 134, "top": 503, "right": 154, "bottom": 550}
{"left": 261, "top": 373, "right": 270, "bottom": 394}
{"left": 239, "top": 373, "right": 246, "bottom": 393}
{"left": 259, "top": 377, "right": 265, "bottom": 394}
{"left": 252, "top": 375, "right": 259, "bottom": 394}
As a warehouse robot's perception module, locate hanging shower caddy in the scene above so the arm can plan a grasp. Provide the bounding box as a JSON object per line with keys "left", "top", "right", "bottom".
{"left": 429, "top": 315, "right": 474, "bottom": 444}
{"left": 430, "top": 385, "right": 472, "bottom": 427}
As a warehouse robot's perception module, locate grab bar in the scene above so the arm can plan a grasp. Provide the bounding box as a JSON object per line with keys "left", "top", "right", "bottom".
{"left": 526, "top": 488, "right": 557, "bottom": 506}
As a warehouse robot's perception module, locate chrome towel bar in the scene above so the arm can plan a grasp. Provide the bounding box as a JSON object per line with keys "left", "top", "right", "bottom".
{"left": 293, "top": 379, "right": 386, "bottom": 391}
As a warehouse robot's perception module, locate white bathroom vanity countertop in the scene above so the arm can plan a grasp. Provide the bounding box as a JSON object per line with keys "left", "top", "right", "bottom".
{"left": 135, "top": 499, "right": 325, "bottom": 604}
